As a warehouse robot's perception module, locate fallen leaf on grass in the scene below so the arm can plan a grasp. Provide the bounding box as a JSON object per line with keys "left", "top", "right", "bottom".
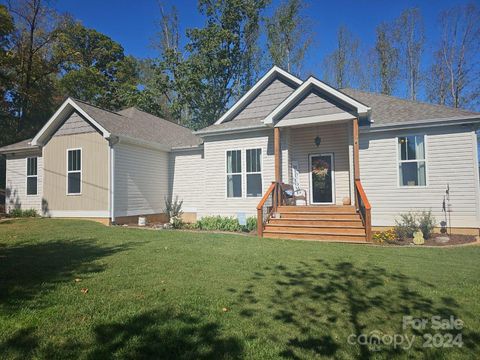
{"left": 81, "top": 288, "right": 89, "bottom": 294}
{"left": 222, "top": 307, "right": 229, "bottom": 312}
{"left": 74, "top": 278, "right": 82, "bottom": 282}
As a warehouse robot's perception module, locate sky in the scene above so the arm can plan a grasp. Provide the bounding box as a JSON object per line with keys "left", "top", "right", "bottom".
{"left": 51, "top": 0, "right": 473, "bottom": 80}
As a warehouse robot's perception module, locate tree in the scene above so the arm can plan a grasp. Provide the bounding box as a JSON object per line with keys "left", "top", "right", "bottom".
{"left": 428, "top": 3, "right": 479, "bottom": 109}
{"left": 322, "top": 26, "right": 362, "bottom": 89}
{"left": 54, "top": 21, "right": 140, "bottom": 111}
{"left": 394, "top": 8, "right": 424, "bottom": 100}
{"left": 374, "top": 22, "right": 399, "bottom": 95}
{"left": 0, "top": 4, "right": 15, "bottom": 148}
{"left": 265, "top": 0, "right": 312, "bottom": 76}
{"left": 159, "top": 0, "right": 268, "bottom": 129}
{"left": 6, "top": 0, "right": 63, "bottom": 136}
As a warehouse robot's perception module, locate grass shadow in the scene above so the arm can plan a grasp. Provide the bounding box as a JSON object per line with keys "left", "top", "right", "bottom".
{"left": 0, "top": 238, "right": 133, "bottom": 311}
{"left": 233, "top": 259, "right": 480, "bottom": 359}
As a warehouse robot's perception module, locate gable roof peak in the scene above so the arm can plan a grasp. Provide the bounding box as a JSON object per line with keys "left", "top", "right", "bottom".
{"left": 214, "top": 65, "right": 303, "bottom": 125}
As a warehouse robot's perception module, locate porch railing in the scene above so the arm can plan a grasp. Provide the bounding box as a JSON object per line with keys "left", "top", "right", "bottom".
{"left": 354, "top": 179, "right": 372, "bottom": 241}
{"left": 257, "top": 182, "right": 285, "bottom": 237}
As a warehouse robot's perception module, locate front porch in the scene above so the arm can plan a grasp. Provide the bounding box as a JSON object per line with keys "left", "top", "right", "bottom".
{"left": 257, "top": 116, "right": 371, "bottom": 241}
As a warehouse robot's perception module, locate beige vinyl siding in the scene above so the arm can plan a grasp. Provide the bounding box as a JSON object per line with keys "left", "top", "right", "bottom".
{"left": 201, "top": 130, "right": 277, "bottom": 217}
{"left": 282, "top": 91, "right": 352, "bottom": 120}
{"left": 5, "top": 151, "right": 43, "bottom": 213}
{"left": 169, "top": 148, "right": 205, "bottom": 213}
{"left": 43, "top": 132, "right": 109, "bottom": 215}
{"left": 114, "top": 142, "right": 169, "bottom": 217}
{"left": 55, "top": 111, "right": 96, "bottom": 136}
{"left": 289, "top": 123, "right": 351, "bottom": 205}
{"left": 359, "top": 126, "right": 480, "bottom": 228}
{"left": 230, "top": 78, "right": 296, "bottom": 122}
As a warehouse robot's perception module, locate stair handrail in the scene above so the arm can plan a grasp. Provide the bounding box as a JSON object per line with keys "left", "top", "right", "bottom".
{"left": 257, "top": 181, "right": 282, "bottom": 238}
{"left": 354, "top": 179, "right": 372, "bottom": 241}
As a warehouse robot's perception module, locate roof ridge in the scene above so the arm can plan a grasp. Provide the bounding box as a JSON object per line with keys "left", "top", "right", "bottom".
{"left": 341, "top": 88, "right": 479, "bottom": 114}
{"left": 70, "top": 97, "right": 125, "bottom": 117}
{"left": 122, "top": 107, "right": 195, "bottom": 132}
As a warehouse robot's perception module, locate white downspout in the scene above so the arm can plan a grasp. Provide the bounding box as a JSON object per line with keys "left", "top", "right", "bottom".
{"left": 110, "top": 145, "right": 115, "bottom": 224}
{"left": 109, "top": 136, "right": 119, "bottom": 224}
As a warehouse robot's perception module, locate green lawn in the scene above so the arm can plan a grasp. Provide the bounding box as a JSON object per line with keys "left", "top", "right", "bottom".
{"left": 0, "top": 219, "right": 479, "bottom": 359}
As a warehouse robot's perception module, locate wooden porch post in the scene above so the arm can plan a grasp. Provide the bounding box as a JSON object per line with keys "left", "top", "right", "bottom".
{"left": 274, "top": 127, "right": 281, "bottom": 182}
{"left": 353, "top": 118, "right": 360, "bottom": 180}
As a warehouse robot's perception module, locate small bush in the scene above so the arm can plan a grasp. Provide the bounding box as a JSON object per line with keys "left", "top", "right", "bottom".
{"left": 418, "top": 211, "right": 436, "bottom": 239}
{"left": 164, "top": 196, "right": 184, "bottom": 229}
{"left": 394, "top": 211, "right": 437, "bottom": 240}
{"left": 191, "top": 216, "right": 257, "bottom": 233}
{"left": 394, "top": 212, "right": 418, "bottom": 240}
{"left": 373, "top": 229, "right": 397, "bottom": 243}
{"left": 244, "top": 217, "right": 257, "bottom": 232}
{"left": 8, "top": 208, "right": 38, "bottom": 218}
{"left": 196, "top": 216, "right": 242, "bottom": 232}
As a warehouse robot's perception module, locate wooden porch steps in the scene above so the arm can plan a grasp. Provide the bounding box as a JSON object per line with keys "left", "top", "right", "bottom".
{"left": 263, "top": 205, "right": 367, "bottom": 243}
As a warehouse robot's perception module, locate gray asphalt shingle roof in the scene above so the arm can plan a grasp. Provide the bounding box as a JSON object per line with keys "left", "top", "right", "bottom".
{"left": 341, "top": 88, "right": 480, "bottom": 125}
{"left": 74, "top": 100, "right": 202, "bottom": 148}
{"left": 0, "top": 138, "right": 37, "bottom": 153}
{"left": 0, "top": 99, "right": 202, "bottom": 153}
{"left": 197, "top": 85, "right": 480, "bottom": 135}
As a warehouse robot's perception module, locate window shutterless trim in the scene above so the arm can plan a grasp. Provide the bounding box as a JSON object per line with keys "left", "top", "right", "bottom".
{"left": 245, "top": 148, "right": 263, "bottom": 198}
{"left": 66, "top": 148, "right": 82, "bottom": 195}
{"left": 26, "top": 157, "right": 38, "bottom": 196}
{"left": 396, "top": 134, "right": 428, "bottom": 188}
{"left": 225, "top": 149, "right": 243, "bottom": 199}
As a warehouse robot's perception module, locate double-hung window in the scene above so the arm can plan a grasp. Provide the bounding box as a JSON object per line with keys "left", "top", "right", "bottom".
{"left": 67, "top": 149, "right": 82, "bottom": 194}
{"left": 26, "top": 157, "right": 38, "bottom": 195}
{"left": 226, "top": 150, "right": 242, "bottom": 197}
{"left": 246, "top": 148, "right": 262, "bottom": 197}
{"left": 398, "top": 135, "right": 426, "bottom": 186}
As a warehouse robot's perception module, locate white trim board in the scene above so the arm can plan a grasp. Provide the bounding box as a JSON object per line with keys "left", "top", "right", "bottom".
{"left": 214, "top": 66, "right": 302, "bottom": 125}
{"left": 275, "top": 113, "right": 355, "bottom": 128}
{"left": 47, "top": 210, "right": 110, "bottom": 218}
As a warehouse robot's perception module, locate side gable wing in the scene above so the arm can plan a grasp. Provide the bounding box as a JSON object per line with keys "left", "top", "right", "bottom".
{"left": 32, "top": 98, "right": 110, "bottom": 146}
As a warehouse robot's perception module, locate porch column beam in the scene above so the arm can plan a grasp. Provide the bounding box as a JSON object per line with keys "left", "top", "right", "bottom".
{"left": 353, "top": 118, "right": 360, "bottom": 180}
{"left": 274, "top": 127, "right": 281, "bottom": 182}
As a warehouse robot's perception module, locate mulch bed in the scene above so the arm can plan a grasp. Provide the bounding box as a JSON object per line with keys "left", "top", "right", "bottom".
{"left": 382, "top": 233, "right": 477, "bottom": 247}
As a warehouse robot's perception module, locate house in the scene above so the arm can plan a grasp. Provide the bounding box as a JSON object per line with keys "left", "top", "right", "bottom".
{"left": 1, "top": 66, "right": 479, "bottom": 241}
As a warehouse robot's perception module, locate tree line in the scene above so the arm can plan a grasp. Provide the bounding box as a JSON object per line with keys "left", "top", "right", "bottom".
{"left": 0, "top": 0, "right": 479, "bottom": 148}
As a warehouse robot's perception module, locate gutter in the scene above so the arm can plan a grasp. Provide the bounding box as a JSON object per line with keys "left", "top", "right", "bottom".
{"left": 360, "top": 115, "right": 480, "bottom": 133}
{"left": 116, "top": 134, "right": 171, "bottom": 152}
{"left": 194, "top": 124, "right": 270, "bottom": 137}
{"left": 171, "top": 144, "right": 204, "bottom": 152}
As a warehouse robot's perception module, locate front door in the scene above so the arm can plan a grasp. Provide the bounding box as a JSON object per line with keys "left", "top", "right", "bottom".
{"left": 309, "top": 154, "right": 335, "bottom": 204}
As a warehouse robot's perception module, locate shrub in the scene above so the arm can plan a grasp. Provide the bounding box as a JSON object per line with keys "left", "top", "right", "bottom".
{"left": 394, "top": 212, "right": 418, "bottom": 240}
{"left": 418, "top": 211, "right": 436, "bottom": 239}
{"left": 244, "top": 217, "right": 257, "bottom": 232}
{"left": 373, "top": 229, "right": 397, "bottom": 243}
{"left": 164, "top": 196, "right": 183, "bottom": 229}
{"left": 8, "top": 208, "right": 38, "bottom": 218}
{"left": 394, "top": 211, "right": 437, "bottom": 240}
{"left": 196, "top": 216, "right": 242, "bottom": 232}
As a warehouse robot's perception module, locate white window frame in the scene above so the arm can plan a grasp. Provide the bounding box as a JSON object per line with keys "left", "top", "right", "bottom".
{"left": 66, "top": 148, "right": 82, "bottom": 195}
{"left": 225, "top": 149, "right": 243, "bottom": 199}
{"left": 396, "top": 135, "right": 428, "bottom": 188}
{"left": 26, "top": 157, "right": 38, "bottom": 196}
{"left": 245, "top": 148, "right": 263, "bottom": 198}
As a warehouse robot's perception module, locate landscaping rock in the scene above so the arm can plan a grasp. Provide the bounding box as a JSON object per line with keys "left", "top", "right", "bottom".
{"left": 435, "top": 236, "right": 450, "bottom": 244}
